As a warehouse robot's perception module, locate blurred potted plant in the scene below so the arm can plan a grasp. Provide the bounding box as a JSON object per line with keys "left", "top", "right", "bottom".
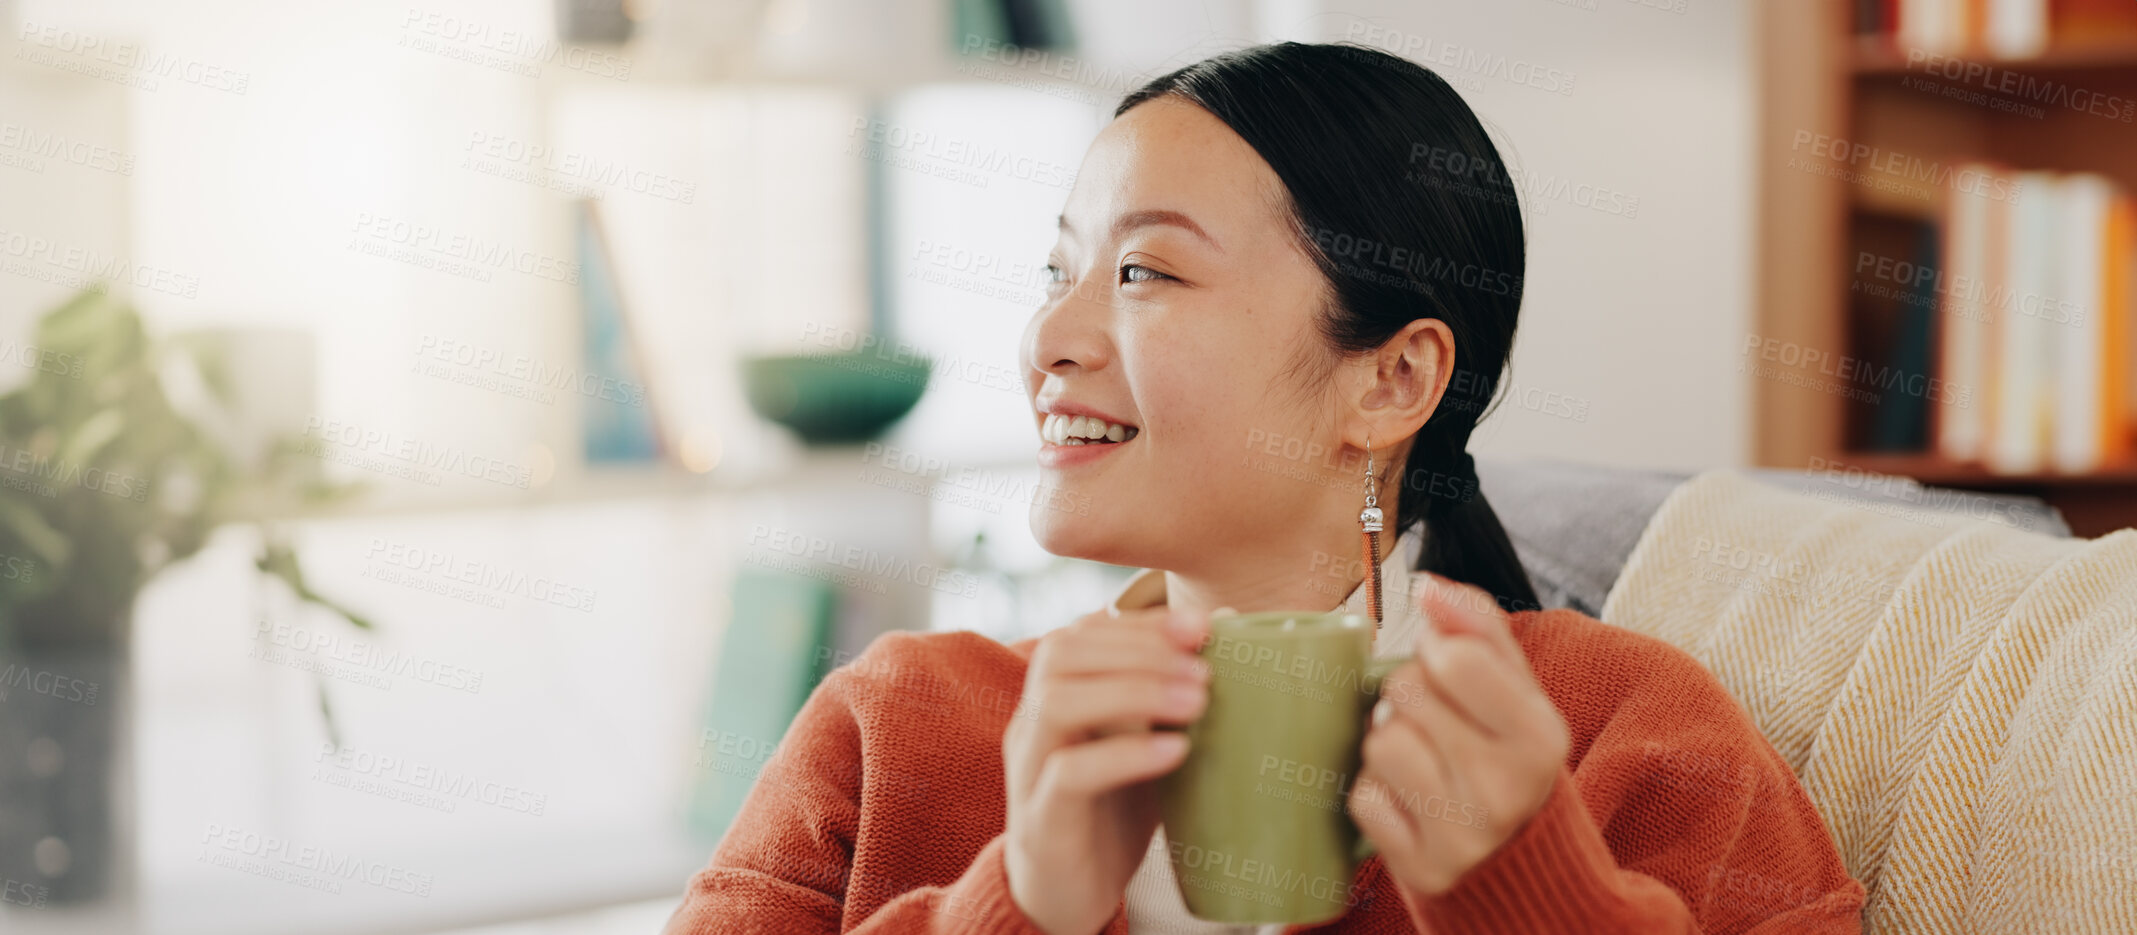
{"left": 0, "top": 287, "right": 371, "bottom": 907}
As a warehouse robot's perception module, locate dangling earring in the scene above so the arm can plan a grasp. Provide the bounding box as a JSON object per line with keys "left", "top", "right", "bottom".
{"left": 1358, "top": 432, "right": 1385, "bottom": 627}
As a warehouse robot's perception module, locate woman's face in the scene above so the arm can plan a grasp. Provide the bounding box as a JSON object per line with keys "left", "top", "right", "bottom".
{"left": 1021, "top": 96, "right": 1373, "bottom": 574}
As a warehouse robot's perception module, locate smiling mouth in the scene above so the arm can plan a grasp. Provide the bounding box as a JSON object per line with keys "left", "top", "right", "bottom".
{"left": 1040, "top": 413, "right": 1140, "bottom": 446}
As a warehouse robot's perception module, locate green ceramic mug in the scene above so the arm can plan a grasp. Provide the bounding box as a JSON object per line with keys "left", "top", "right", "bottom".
{"left": 1156, "top": 610, "right": 1408, "bottom": 925}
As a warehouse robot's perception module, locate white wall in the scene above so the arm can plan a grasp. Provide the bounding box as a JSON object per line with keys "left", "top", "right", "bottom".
{"left": 1273, "top": 0, "right": 1757, "bottom": 470}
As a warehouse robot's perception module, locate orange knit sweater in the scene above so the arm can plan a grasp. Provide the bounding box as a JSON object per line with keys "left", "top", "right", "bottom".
{"left": 669, "top": 609, "right": 1866, "bottom": 934}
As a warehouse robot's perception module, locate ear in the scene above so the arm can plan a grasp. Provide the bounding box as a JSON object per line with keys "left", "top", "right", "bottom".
{"left": 1342, "top": 318, "right": 1455, "bottom": 449}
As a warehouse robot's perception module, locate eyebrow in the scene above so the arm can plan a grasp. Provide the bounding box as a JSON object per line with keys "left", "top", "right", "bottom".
{"left": 1057, "top": 209, "right": 1222, "bottom": 252}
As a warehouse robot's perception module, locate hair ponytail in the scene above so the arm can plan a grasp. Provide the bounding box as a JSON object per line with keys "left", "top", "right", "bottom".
{"left": 1406, "top": 447, "right": 1539, "bottom": 614}
{"left": 1122, "top": 41, "right": 1543, "bottom": 616}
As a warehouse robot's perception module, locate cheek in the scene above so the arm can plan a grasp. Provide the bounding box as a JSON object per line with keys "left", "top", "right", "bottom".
{"left": 1138, "top": 333, "right": 1318, "bottom": 463}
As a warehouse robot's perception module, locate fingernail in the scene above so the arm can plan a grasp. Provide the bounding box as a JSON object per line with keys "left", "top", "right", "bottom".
{"left": 1371, "top": 699, "right": 1393, "bottom": 728}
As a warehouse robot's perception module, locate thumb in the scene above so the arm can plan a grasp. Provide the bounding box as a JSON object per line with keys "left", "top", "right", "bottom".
{"left": 1417, "top": 574, "right": 1520, "bottom": 662}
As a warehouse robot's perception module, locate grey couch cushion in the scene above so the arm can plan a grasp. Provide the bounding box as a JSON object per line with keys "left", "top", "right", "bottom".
{"left": 1474, "top": 457, "right": 2072, "bottom": 618}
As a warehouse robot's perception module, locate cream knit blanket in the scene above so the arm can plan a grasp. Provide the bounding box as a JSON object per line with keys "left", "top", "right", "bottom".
{"left": 1599, "top": 470, "right": 2137, "bottom": 933}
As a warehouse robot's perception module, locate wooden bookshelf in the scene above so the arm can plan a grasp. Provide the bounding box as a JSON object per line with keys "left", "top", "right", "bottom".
{"left": 1754, "top": 1, "right": 2137, "bottom": 538}
{"left": 1850, "top": 33, "right": 2137, "bottom": 73}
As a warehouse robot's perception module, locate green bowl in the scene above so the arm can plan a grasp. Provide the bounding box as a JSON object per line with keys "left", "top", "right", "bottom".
{"left": 742, "top": 352, "right": 932, "bottom": 445}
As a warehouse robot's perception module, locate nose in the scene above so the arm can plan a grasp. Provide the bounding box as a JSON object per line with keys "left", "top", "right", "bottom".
{"left": 1023, "top": 277, "right": 1111, "bottom": 381}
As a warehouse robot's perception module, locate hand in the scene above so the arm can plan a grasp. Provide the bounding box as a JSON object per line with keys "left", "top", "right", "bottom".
{"left": 1003, "top": 606, "right": 1212, "bottom": 935}
{"left": 1346, "top": 575, "right": 1569, "bottom": 897}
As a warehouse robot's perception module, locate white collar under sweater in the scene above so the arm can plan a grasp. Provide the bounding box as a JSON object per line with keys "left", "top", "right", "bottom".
{"left": 1104, "top": 524, "right": 1429, "bottom": 935}
{"left": 1105, "top": 523, "right": 1430, "bottom": 655}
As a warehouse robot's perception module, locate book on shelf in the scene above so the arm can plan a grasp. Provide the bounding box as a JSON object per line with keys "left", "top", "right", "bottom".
{"left": 1922, "top": 163, "right": 2136, "bottom": 474}
{"left": 1860, "top": 0, "right": 2137, "bottom": 57}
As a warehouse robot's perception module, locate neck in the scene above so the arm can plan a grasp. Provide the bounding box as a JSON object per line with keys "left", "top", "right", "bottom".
{"left": 1160, "top": 499, "right": 1406, "bottom": 621}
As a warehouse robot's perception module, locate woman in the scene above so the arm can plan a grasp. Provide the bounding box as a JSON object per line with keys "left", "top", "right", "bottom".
{"left": 669, "top": 42, "right": 1865, "bottom": 934}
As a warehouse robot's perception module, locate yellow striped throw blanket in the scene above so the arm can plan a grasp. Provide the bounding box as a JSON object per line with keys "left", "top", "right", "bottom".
{"left": 1599, "top": 470, "right": 2137, "bottom": 933}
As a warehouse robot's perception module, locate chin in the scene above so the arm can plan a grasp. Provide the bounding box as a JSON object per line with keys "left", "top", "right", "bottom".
{"left": 1027, "top": 501, "right": 1130, "bottom": 566}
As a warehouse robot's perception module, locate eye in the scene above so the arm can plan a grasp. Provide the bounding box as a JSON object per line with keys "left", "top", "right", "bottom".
{"left": 1120, "top": 263, "right": 1170, "bottom": 285}
{"left": 1044, "top": 263, "right": 1067, "bottom": 285}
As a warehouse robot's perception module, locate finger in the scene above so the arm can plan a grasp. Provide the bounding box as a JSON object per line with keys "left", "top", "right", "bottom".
{"left": 1347, "top": 767, "right": 1420, "bottom": 860}
{"left": 1088, "top": 604, "right": 1212, "bottom": 652}
{"left": 1032, "top": 626, "right": 1209, "bottom": 682}
{"left": 1370, "top": 668, "right": 1461, "bottom": 799}
{"left": 1377, "top": 673, "right": 1491, "bottom": 810}
{"left": 1160, "top": 606, "right": 1213, "bottom": 652}
{"left": 1027, "top": 673, "right": 1206, "bottom": 751}
{"left": 1033, "top": 730, "right": 1191, "bottom": 800}
{"left": 1416, "top": 635, "right": 1533, "bottom": 739}
{"left": 1418, "top": 576, "right": 1523, "bottom": 665}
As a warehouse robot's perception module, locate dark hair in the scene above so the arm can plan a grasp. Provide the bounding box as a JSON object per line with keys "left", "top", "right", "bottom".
{"left": 1116, "top": 42, "right": 1541, "bottom": 614}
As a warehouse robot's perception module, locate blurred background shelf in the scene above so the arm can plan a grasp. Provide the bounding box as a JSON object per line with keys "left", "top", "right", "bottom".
{"left": 1755, "top": 1, "right": 2137, "bottom": 538}
{"left": 1851, "top": 33, "right": 2137, "bottom": 73}
{"left": 1839, "top": 452, "right": 2137, "bottom": 487}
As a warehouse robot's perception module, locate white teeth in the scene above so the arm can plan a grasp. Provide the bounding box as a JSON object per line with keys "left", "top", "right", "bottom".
{"left": 1041, "top": 412, "right": 1138, "bottom": 445}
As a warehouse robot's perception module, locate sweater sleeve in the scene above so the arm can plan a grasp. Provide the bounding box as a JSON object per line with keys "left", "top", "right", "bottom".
{"left": 1396, "top": 628, "right": 1867, "bottom": 934}
{"left": 662, "top": 661, "right": 1051, "bottom": 935}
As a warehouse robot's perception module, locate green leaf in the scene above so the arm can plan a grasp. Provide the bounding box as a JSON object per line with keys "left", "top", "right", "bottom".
{"left": 257, "top": 541, "right": 374, "bottom": 630}
{"left": 317, "top": 682, "right": 343, "bottom": 749}
{"left": 0, "top": 498, "right": 71, "bottom": 571}
{"left": 57, "top": 407, "right": 125, "bottom": 469}
{"left": 302, "top": 593, "right": 376, "bottom": 631}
